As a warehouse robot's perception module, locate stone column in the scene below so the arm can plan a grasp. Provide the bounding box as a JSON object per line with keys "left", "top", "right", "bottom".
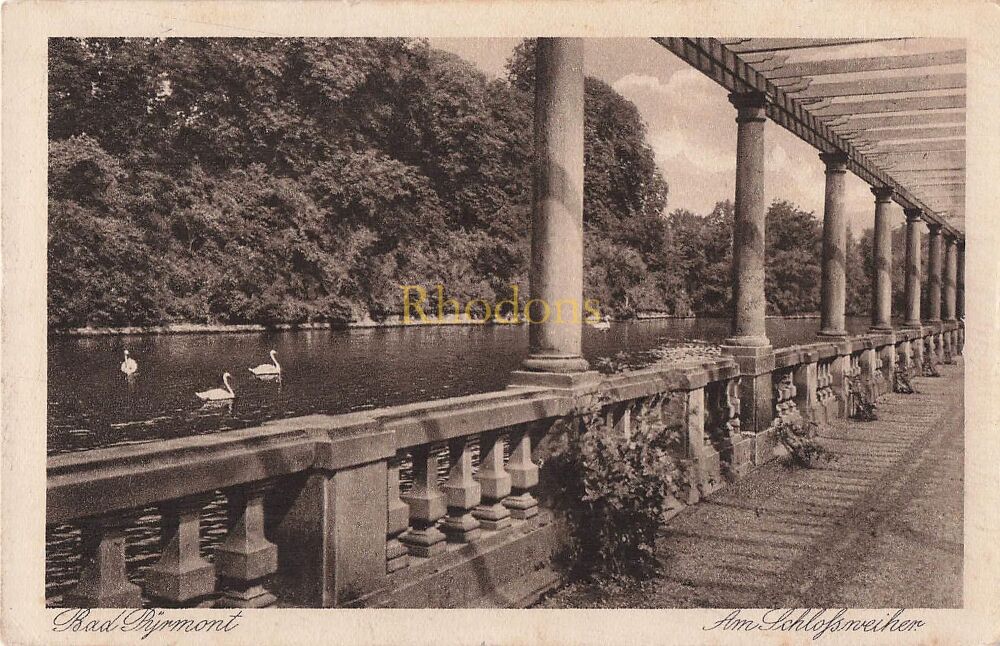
{"left": 521, "top": 37, "right": 588, "bottom": 373}
{"left": 926, "top": 223, "right": 943, "bottom": 324}
{"left": 903, "top": 208, "right": 923, "bottom": 328}
{"left": 870, "top": 186, "right": 894, "bottom": 331}
{"left": 725, "top": 92, "right": 769, "bottom": 348}
{"left": 943, "top": 236, "right": 957, "bottom": 321}
{"left": 956, "top": 242, "right": 965, "bottom": 320}
{"left": 722, "top": 92, "right": 773, "bottom": 435}
{"left": 818, "top": 151, "right": 849, "bottom": 338}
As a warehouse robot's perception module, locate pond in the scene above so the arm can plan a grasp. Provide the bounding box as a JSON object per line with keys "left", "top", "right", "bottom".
{"left": 47, "top": 316, "right": 875, "bottom": 455}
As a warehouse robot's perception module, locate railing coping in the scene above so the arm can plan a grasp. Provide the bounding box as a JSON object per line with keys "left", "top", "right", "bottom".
{"left": 46, "top": 326, "right": 945, "bottom": 525}
{"left": 46, "top": 356, "right": 741, "bottom": 525}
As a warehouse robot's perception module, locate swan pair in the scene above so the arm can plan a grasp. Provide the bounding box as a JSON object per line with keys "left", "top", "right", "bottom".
{"left": 195, "top": 350, "right": 281, "bottom": 401}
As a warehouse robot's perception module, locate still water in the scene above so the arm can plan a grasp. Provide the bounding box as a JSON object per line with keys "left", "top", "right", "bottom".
{"left": 46, "top": 316, "right": 873, "bottom": 602}
{"left": 47, "top": 317, "right": 873, "bottom": 455}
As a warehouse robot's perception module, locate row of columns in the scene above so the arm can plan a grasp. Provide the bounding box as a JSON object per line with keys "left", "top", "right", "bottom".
{"left": 514, "top": 38, "right": 964, "bottom": 382}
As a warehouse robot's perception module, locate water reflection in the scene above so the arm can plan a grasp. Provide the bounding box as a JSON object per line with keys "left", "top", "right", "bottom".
{"left": 47, "top": 317, "right": 874, "bottom": 455}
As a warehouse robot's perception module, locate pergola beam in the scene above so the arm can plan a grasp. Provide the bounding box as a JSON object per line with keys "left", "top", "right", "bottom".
{"left": 794, "top": 73, "right": 965, "bottom": 98}
{"left": 653, "top": 37, "right": 961, "bottom": 240}
{"left": 764, "top": 49, "right": 965, "bottom": 79}
{"left": 871, "top": 139, "right": 964, "bottom": 153}
{"left": 865, "top": 126, "right": 965, "bottom": 140}
{"left": 829, "top": 111, "right": 964, "bottom": 131}
{"left": 723, "top": 38, "right": 905, "bottom": 54}
{"left": 812, "top": 94, "right": 965, "bottom": 116}
{"left": 909, "top": 180, "right": 965, "bottom": 188}
{"left": 917, "top": 185, "right": 966, "bottom": 194}
{"left": 886, "top": 166, "right": 965, "bottom": 176}
{"left": 870, "top": 150, "right": 964, "bottom": 162}
{"left": 894, "top": 175, "right": 965, "bottom": 184}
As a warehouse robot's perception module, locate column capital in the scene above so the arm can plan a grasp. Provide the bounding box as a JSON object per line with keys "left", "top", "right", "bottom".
{"left": 927, "top": 221, "right": 943, "bottom": 235}
{"left": 728, "top": 91, "right": 768, "bottom": 123}
{"left": 870, "top": 185, "right": 894, "bottom": 202}
{"left": 903, "top": 207, "right": 923, "bottom": 223}
{"left": 819, "top": 151, "right": 849, "bottom": 173}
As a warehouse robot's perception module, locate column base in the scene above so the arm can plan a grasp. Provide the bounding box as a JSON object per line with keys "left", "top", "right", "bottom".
{"left": 519, "top": 354, "right": 590, "bottom": 373}
{"left": 903, "top": 320, "right": 923, "bottom": 329}
{"left": 817, "top": 329, "right": 847, "bottom": 338}
{"left": 869, "top": 324, "right": 893, "bottom": 332}
{"left": 508, "top": 369, "right": 600, "bottom": 392}
{"left": 472, "top": 502, "right": 512, "bottom": 531}
{"left": 400, "top": 525, "right": 446, "bottom": 558}
{"left": 215, "top": 582, "right": 277, "bottom": 609}
{"left": 503, "top": 492, "right": 538, "bottom": 520}
{"left": 723, "top": 335, "right": 770, "bottom": 347}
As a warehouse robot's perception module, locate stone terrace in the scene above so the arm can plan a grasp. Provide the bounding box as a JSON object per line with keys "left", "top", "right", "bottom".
{"left": 537, "top": 359, "right": 963, "bottom": 608}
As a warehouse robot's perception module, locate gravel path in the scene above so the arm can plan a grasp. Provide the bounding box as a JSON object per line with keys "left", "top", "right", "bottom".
{"left": 537, "top": 358, "right": 964, "bottom": 608}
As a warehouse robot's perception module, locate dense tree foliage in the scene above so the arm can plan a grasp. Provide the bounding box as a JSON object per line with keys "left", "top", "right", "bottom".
{"left": 49, "top": 37, "right": 870, "bottom": 328}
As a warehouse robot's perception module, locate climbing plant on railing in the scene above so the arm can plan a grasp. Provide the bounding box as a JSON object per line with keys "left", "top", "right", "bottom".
{"left": 773, "top": 418, "right": 834, "bottom": 468}
{"left": 542, "top": 391, "right": 694, "bottom": 580}
{"left": 848, "top": 374, "right": 878, "bottom": 421}
{"left": 893, "top": 364, "right": 916, "bottom": 394}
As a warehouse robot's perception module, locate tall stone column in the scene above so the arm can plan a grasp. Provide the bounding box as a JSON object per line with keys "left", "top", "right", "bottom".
{"left": 726, "top": 92, "right": 769, "bottom": 348}
{"left": 870, "top": 186, "right": 894, "bottom": 331}
{"left": 943, "top": 237, "right": 957, "bottom": 321}
{"left": 903, "top": 208, "right": 923, "bottom": 328}
{"left": 722, "top": 92, "right": 773, "bottom": 438}
{"left": 818, "top": 151, "right": 850, "bottom": 338}
{"left": 926, "top": 223, "right": 943, "bottom": 324}
{"left": 956, "top": 242, "right": 965, "bottom": 320}
{"left": 520, "top": 37, "right": 589, "bottom": 374}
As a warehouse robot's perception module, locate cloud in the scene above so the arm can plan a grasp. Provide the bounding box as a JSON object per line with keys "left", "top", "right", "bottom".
{"left": 613, "top": 68, "right": 720, "bottom": 100}
{"left": 649, "top": 123, "right": 736, "bottom": 175}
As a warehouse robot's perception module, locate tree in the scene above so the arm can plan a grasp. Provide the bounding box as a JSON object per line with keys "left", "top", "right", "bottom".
{"left": 49, "top": 37, "right": 836, "bottom": 329}
{"left": 765, "top": 201, "right": 822, "bottom": 315}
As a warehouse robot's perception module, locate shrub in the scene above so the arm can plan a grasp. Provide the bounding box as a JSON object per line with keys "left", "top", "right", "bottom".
{"left": 847, "top": 374, "right": 878, "bottom": 421}
{"left": 543, "top": 393, "right": 693, "bottom": 580}
{"left": 893, "top": 364, "right": 916, "bottom": 394}
{"left": 774, "top": 417, "right": 834, "bottom": 468}
{"left": 922, "top": 352, "right": 941, "bottom": 377}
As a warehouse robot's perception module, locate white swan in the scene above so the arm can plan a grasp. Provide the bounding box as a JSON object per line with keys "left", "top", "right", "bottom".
{"left": 196, "top": 372, "right": 235, "bottom": 401}
{"left": 589, "top": 316, "right": 611, "bottom": 331}
{"left": 249, "top": 349, "right": 281, "bottom": 376}
{"left": 120, "top": 350, "right": 138, "bottom": 376}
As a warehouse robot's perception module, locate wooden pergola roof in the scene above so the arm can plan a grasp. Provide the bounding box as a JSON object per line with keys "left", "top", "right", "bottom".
{"left": 655, "top": 38, "right": 965, "bottom": 239}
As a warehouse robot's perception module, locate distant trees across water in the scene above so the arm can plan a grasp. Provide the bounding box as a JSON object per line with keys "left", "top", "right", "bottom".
{"left": 49, "top": 37, "right": 890, "bottom": 329}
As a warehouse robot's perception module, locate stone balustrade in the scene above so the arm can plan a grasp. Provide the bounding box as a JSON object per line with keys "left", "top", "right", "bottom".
{"left": 46, "top": 326, "right": 958, "bottom": 610}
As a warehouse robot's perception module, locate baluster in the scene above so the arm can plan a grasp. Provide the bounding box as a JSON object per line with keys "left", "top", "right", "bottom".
{"left": 386, "top": 450, "right": 410, "bottom": 572}
{"left": 503, "top": 429, "right": 538, "bottom": 519}
{"left": 473, "top": 431, "right": 511, "bottom": 531}
{"left": 144, "top": 495, "right": 216, "bottom": 606}
{"left": 215, "top": 484, "right": 277, "bottom": 608}
{"left": 441, "top": 437, "right": 482, "bottom": 543}
{"left": 63, "top": 514, "right": 142, "bottom": 607}
{"left": 400, "top": 445, "right": 447, "bottom": 557}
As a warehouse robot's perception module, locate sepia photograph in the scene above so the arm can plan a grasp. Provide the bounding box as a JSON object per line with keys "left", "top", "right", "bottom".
{"left": 44, "top": 33, "right": 965, "bottom": 610}
{"left": 3, "top": 2, "right": 999, "bottom": 644}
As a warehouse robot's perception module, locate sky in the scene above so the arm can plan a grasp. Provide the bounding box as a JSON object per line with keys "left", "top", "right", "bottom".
{"left": 429, "top": 37, "right": 907, "bottom": 235}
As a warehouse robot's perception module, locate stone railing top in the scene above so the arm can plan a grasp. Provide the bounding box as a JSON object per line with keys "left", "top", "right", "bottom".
{"left": 45, "top": 327, "right": 940, "bottom": 526}
{"left": 46, "top": 356, "right": 741, "bottom": 525}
